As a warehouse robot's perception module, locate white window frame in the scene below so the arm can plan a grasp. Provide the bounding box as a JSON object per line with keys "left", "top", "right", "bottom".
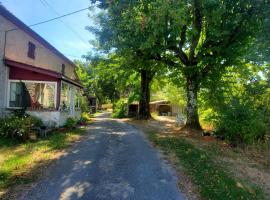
{"left": 60, "top": 81, "right": 71, "bottom": 111}
{"left": 7, "top": 80, "right": 58, "bottom": 109}
{"left": 60, "top": 81, "right": 81, "bottom": 112}
{"left": 75, "top": 88, "right": 81, "bottom": 109}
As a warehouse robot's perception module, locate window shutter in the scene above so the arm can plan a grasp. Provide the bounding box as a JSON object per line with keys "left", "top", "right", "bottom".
{"left": 28, "top": 42, "right": 36, "bottom": 59}
{"left": 61, "top": 64, "right": 66, "bottom": 75}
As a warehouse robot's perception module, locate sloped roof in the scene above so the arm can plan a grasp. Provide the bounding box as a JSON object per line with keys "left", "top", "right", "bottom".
{"left": 0, "top": 4, "right": 76, "bottom": 68}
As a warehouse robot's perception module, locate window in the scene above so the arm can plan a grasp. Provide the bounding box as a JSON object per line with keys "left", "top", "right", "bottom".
{"left": 60, "top": 82, "right": 70, "bottom": 111}
{"left": 60, "top": 82, "right": 81, "bottom": 110}
{"left": 61, "top": 64, "right": 66, "bottom": 75}
{"left": 9, "top": 81, "right": 56, "bottom": 109}
{"left": 75, "top": 88, "right": 81, "bottom": 108}
{"left": 28, "top": 42, "right": 36, "bottom": 59}
{"left": 9, "top": 82, "right": 23, "bottom": 107}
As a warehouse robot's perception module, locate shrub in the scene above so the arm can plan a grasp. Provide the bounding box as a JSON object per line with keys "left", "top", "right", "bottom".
{"left": 0, "top": 115, "right": 43, "bottom": 142}
{"left": 30, "top": 116, "right": 44, "bottom": 127}
{"left": 112, "top": 99, "right": 126, "bottom": 118}
{"left": 78, "top": 112, "right": 91, "bottom": 125}
{"left": 80, "top": 96, "right": 90, "bottom": 113}
{"left": 82, "top": 112, "right": 92, "bottom": 121}
{"left": 216, "top": 99, "right": 265, "bottom": 144}
{"left": 64, "top": 117, "right": 77, "bottom": 129}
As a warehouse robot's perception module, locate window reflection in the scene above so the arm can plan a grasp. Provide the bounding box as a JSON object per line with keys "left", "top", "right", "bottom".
{"left": 9, "top": 81, "right": 56, "bottom": 109}
{"left": 61, "top": 82, "right": 70, "bottom": 111}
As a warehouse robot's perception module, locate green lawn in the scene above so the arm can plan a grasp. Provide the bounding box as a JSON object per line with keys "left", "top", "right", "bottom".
{"left": 149, "top": 133, "right": 265, "bottom": 200}
{"left": 0, "top": 127, "right": 86, "bottom": 192}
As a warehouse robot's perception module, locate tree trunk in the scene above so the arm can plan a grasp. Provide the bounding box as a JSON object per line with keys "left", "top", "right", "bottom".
{"left": 138, "top": 69, "right": 152, "bottom": 119}
{"left": 185, "top": 76, "right": 202, "bottom": 130}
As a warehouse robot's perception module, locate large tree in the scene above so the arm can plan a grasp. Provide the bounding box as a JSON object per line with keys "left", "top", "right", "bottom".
{"left": 162, "top": 0, "right": 268, "bottom": 129}
{"left": 88, "top": 0, "right": 165, "bottom": 119}
{"left": 90, "top": 0, "right": 269, "bottom": 128}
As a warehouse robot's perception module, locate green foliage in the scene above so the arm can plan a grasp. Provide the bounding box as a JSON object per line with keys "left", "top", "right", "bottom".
{"left": 216, "top": 99, "right": 265, "bottom": 144}
{"left": 0, "top": 115, "right": 43, "bottom": 142}
{"left": 78, "top": 112, "right": 92, "bottom": 125}
{"left": 90, "top": 0, "right": 269, "bottom": 127}
{"left": 30, "top": 116, "right": 44, "bottom": 128}
{"left": 150, "top": 133, "right": 265, "bottom": 200}
{"left": 151, "top": 76, "right": 186, "bottom": 108}
{"left": 80, "top": 96, "right": 90, "bottom": 113}
{"left": 64, "top": 118, "right": 77, "bottom": 130}
{"left": 76, "top": 56, "right": 139, "bottom": 105}
{"left": 112, "top": 99, "right": 127, "bottom": 118}
{"left": 199, "top": 64, "right": 270, "bottom": 144}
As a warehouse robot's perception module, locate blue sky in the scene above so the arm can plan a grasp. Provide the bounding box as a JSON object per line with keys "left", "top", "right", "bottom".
{"left": 1, "top": 0, "right": 95, "bottom": 61}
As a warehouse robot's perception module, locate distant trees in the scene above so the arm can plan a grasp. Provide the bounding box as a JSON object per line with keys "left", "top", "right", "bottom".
{"left": 76, "top": 55, "right": 139, "bottom": 106}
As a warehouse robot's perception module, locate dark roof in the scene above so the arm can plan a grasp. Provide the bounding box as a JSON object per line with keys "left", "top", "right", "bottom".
{"left": 0, "top": 5, "right": 76, "bottom": 68}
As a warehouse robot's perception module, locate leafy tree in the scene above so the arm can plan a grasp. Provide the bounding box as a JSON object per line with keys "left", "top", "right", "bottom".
{"left": 76, "top": 55, "right": 139, "bottom": 106}
{"left": 160, "top": 0, "right": 268, "bottom": 129}
{"left": 89, "top": 0, "right": 269, "bottom": 129}
{"left": 199, "top": 62, "right": 270, "bottom": 143}
{"left": 88, "top": 0, "right": 165, "bottom": 119}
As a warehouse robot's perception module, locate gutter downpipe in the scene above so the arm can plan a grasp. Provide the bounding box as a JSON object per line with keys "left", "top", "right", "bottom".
{"left": 3, "top": 28, "right": 17, "bottom": 61}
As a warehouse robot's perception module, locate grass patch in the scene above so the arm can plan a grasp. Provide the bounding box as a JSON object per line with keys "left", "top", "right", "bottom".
{"left": 149, "top": 133, "right": 265, "bottom": 200}
{"left": 0, "top": 127, "right": 86, "bottom": 191}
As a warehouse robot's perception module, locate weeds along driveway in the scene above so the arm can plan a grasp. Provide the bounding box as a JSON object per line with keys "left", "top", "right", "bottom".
{"left": 21, "top": 113, "right": 186, "bottom": 200}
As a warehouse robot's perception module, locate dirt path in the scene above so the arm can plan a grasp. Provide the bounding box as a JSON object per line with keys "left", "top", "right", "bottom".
{"left": 20, "top": 113, "right": 186, "bottom": 200}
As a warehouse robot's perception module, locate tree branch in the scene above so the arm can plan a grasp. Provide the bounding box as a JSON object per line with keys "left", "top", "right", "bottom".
{"left": 203, "top": 6, "right": 255, "bottom": 52}
{"left": 179, "top": 25, "right": 187, "bottom": 50}
{"left": 200, "top": 65, "right": 212, "bottom": 80}
{"left": 189, "top": 0, "right": 202, "bottom": 61}
{"left": 167, "top": 25, "right": 191, "bottom": 66}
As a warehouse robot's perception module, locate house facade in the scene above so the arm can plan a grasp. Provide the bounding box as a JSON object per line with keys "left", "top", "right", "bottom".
{"left": 0, "top": 5, "right": 83, "bottom": 127}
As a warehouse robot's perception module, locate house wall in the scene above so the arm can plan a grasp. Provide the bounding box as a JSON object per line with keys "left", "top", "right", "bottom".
{"left": 0, "top": 12, "right": 82, "bottom": 124}
{"left": 27, "top": 111, "right": 60, "bottom": 127}
{"left": 27, "top": 110, "right": 81, "bottom": 127}
{"left": 0, "top": 15, "right": 77, "bottom": 82}
{"left": 0, "top": 16, "right": 9, "bottom": 116}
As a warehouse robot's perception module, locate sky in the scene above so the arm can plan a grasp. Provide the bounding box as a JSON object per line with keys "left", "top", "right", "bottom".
{"left": 1, "top": 0, "right": 95, "bottom": 61}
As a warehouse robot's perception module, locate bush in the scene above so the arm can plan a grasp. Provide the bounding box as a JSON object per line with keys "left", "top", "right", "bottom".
{"left": 64, "top": 117, "right": 77, "bottom": 129}
{"left": 80, "top": 96, "right": 90, "bottom": 113}
{"left": 0, "top": 115, "right": 43, "bottom": 142}
{"left": 77, "top": 112, "right": 92, "bottom": 125}
{"left": 216, "top": 99, "right": 265, "bottom": 144}
{"left": 112, "top": 99, "right": 126, "bottom": 118}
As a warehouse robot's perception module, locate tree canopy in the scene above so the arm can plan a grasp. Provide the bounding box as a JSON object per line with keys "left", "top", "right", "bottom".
{"left": 85, "top": 0, "right": 270, "bottom": 135}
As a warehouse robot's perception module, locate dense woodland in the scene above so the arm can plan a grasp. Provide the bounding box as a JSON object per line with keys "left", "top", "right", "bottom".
{"left": 77, "top": 0, "right": 270, "bottom": 144}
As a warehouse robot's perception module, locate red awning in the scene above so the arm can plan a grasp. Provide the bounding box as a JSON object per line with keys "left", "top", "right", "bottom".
{"left": 5, "top": 58, "right": 83, "bottom": 88}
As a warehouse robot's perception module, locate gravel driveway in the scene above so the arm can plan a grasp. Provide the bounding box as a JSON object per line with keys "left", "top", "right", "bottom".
{"left": 21, "top": 113, "right": 186, "bottom": 200}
